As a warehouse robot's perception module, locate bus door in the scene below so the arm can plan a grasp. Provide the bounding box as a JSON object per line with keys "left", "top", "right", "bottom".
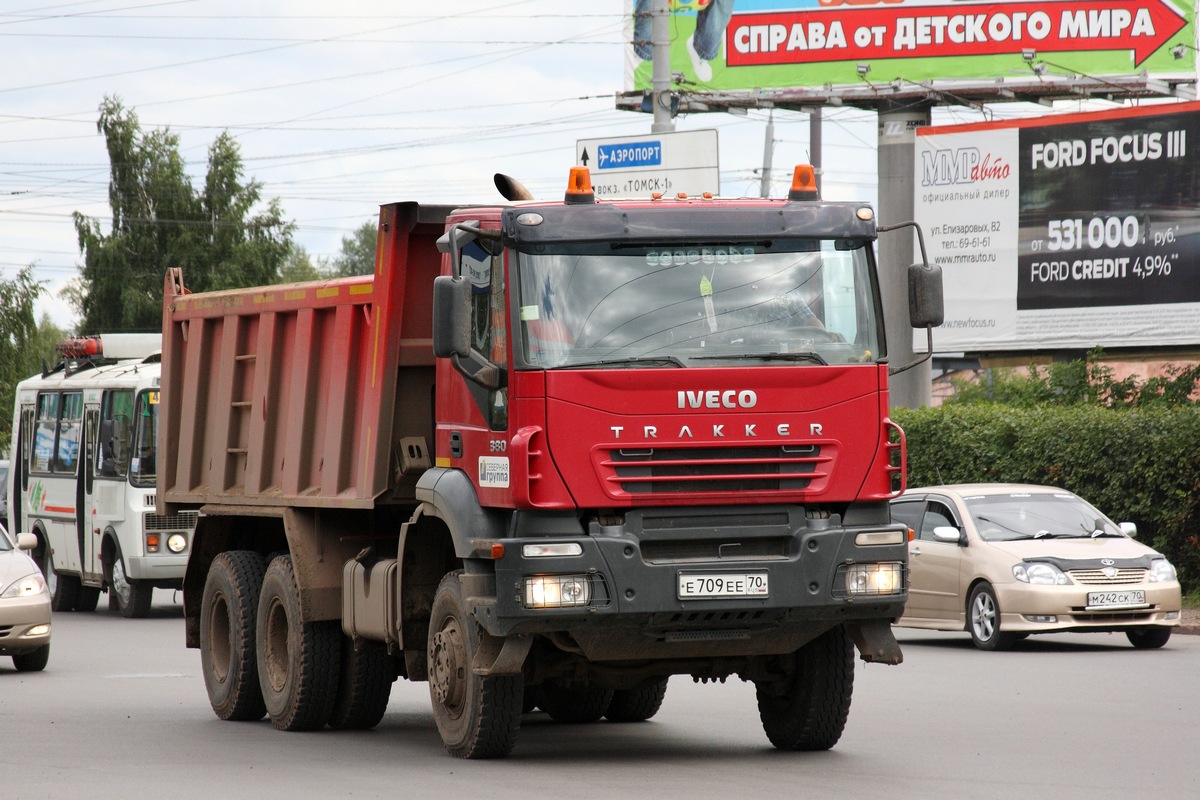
{"left": 80, "top": 404, "right": 102, "bottom": 582}
{"left": 88, "top": 389, "right": 136, "bottom": 582}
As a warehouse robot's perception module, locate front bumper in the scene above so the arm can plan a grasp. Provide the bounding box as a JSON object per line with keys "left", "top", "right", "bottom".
{"left": 994, "top": 580, "right": 1182, "bottom": 634}
{"left": 0, "top": 593, "right": 52, "bottom": 655}
{"left": 473, "top": 506, "right": 908, "bottom": 661}
{"left": 125, "top": 553, "right": 188, "bottom": 583}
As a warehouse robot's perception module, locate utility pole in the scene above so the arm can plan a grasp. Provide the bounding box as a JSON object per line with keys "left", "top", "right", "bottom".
{"left": 651, "top": 0, "right": 674, "bottom": 133}
{"left": 759, "top": 111, "right": 775, "bottom": 198}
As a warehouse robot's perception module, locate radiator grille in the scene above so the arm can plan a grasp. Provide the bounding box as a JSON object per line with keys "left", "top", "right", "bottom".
{"left": 1068, "top": 568, "right": 1147, "bottom": 586}
{"left": 602, "top": 444, "right": 828, "bottom": 496}
{"left": 143, "top": 511, "right": 200, "bottom": 532}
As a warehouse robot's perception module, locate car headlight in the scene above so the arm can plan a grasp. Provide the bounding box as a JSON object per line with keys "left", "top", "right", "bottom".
{"left": 1149, "top": 559, "right": 1177, "bottom": 583}
{"left": 1013, "top": 562, "right": 1072, "bottom": 585}
{"left": 1, "top": 572, "right": 49, "bottom": 598}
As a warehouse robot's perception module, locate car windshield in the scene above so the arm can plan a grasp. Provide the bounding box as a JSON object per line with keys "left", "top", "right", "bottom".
{"left": 514, "top": 239, "right": 882, "bottom": 368}
{"left": 963, "top": 492, "right": 1123, "bottom": 541}
{"left": 0, "top": 526, "right": 12, "bottom": 551}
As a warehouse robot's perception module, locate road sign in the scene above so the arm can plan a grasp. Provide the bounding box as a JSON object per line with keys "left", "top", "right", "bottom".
{"left": 576, "top": 129, "right": 719, "bottom": 198}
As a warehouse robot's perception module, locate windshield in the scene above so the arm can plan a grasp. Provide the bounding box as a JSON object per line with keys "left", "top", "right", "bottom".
{"left": 514, "top": 239, "right": 882, "bottom": 368}
{"left": 963, "top": 492, "right": 1123, "bottom": 541}
{"left": 129, "top": 389, "right": 158, "bottom": 486}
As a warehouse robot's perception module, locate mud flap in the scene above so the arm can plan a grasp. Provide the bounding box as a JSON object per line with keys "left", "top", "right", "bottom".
{"left": 845, "top": 620, "right": 904, "bottom": 665}
{"left": 472, "top": 631, "right": 533, "bottom": 676}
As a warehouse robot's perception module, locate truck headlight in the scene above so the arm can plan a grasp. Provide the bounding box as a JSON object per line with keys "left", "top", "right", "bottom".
{"left": 844, "top": 562, "right": 904, "bottom": 596}
{"left": 523, "top": 575, "right": 591, "bottom": 608}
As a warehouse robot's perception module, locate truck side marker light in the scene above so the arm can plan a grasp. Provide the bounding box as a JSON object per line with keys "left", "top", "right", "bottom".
{"left": 854, "top": 530, "right": 904, "bottom": 546}
{"left": 522, "top": 543, "right": 583, "bottom": 558}
{"left": 491, "top": 543, "right": 505, "bottom": 560}
{"left": 857, "top": 207, "right": 875, "bottom": 221}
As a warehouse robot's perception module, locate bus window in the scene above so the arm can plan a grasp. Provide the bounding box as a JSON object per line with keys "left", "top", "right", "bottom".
{"left": 98, "top": 389, "right": 134, "bottom": 478}
{"left": 33, "top": 394, "right": 59, "bottom": 473}
{"left": 54, "top": 392, "right": 83, "bottom": 473}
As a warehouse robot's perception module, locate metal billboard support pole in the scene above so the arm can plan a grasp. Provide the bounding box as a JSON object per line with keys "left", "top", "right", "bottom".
{"left": 651, "top": 0, "right": 674, "bottom": 133}
{"left": 877, "top": 101, "right": 932, "bottom": 409}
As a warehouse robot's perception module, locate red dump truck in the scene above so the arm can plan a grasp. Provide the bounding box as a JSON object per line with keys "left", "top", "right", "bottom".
{"left": 159, "top": 165, "right": 942, "bottom": 758}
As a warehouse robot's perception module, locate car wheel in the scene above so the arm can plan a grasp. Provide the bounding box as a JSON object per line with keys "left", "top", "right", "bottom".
{"left": 968, "top": 584, "right": 1018, "bottom": 651}
{"left": 13, "top": 644, "right": 50, "bottom": 672}
{"left": 43, "top": 547, "right": 81, "bottom": 612}
{"left": 1126, "top": 628, "right": 1171, "bottom": 649}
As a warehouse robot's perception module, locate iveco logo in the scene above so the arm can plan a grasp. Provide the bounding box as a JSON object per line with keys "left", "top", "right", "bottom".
{"left": 677, "top": 389, "right": 758, "bottom": 409}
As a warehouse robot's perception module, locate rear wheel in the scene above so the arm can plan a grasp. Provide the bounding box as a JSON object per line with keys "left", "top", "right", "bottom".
{"left": 428, "top": 571, "right": 522, "bottom": 759}
{"left": 968, "top": 583, "right": 1017, "bottom": 651}
{"left": 256, "top": 554, "right": 340, "bottom": 731}
{"left": 756, "top": 625, "right": 855, "bottom": 751}
{"left": 1126, "top": 627, "right": 1172, "bottom": 649}
{"left": 605, "top": 679, "right": 668, "bottom": 723}
{"left": 329, "top": 637, "right": 393, "bottom": 730}
{"left": 539, "top": 684, "right": 614, "bottom": 724}
{"left": 76, "top": 585, "right": 101, "bottom": 612}
{"left": 13, "top": 644, "right": 50, "bottom": 672}
{"left": 200, "top": 551, "right": 268, "bottom": 721}
{"left": 109, "top": 544, "right": 154, "bottom": 618}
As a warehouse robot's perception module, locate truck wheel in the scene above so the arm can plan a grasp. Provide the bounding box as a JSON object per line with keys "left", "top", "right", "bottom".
{"left": 968, "top": 583, "right": 1017, "bottom": 651}
{"left": 76, "top": 585, "right": 101, "bottom": 612}
{"left": 329, "top": 637, "right": 393, "bottom": 730}
{"left": 539, "top": 684, "right": 614, "bottom": 724}
{"left": 109, "top": 544, "right": 154, "bottom": 618}
{"left": 200, "top": 551, "right": 268, "bottom": 721}
{"left": 256, "top": 554, "right": 340, "bottom": 731}
{"left": 605, "top": 679, "right": 668, "bottom": 722}
{"left": 428, "top": 571, "right": 522, "bottom": 759}
{"left": 756, "top": 624, "right": 854, "bottom": 751}
{"left": 13, "top": 644, "right": 50, "bottom": 672}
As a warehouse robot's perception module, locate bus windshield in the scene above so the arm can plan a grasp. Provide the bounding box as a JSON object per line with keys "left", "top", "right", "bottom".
{"left": 514, "top": 239, "right": 883, "bottom": 369}
{"left": 130, "top": 389, "right": 159, "bottom": 486}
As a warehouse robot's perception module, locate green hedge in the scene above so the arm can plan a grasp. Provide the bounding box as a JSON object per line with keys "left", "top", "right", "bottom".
{"left": 892, "top": 405, "right": 1200, "bottom": 593}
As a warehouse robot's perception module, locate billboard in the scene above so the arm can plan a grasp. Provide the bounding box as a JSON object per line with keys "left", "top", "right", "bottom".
{"left": 625, "top": 0, "right": 1196, "bottom": 91}
{"left": 914, "top": 101, "right": 1200, "bottom": 352}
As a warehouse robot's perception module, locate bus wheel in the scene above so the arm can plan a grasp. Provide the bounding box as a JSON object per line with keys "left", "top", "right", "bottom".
{"left": 200, "top": 551, "right": 268, "bottom": 721}
{"left": 108, "top": 542, "right": 154, "bottom": 618}
{"left": 256, "top": 554, "right": 340, "bottom": 731}
{"left": 76, "top": 585, "right": 101, "bottom": 612}
{"left": 428, "top": 571, "right": 522, "bottom": 759}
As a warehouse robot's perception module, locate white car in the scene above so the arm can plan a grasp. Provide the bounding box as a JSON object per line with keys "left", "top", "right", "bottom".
{"left": 891, "top": 484, "right": 1182, "bottom": 650}
{"left": 0, "top": 524, "right": 52, "bottom": 671}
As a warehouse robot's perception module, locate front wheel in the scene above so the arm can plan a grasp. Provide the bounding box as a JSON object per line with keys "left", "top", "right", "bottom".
{"left": 605, "top": 679, "right": 668, "bottom": 723}
{"left": 1126, "top": 627, "right": 1172, "bottom": 649}
{"left": 13, "top": 644, "right": 50, "bottom": 672}
{"left": 756, "top": 625, "right": 855, "bottom": 751}
{"left": 428, "top": 571, "right": 522, "bottom": 759}
{"left": 108, "top": 544, "right": 154, "bottom": 618}
{"left": 968, "top": 583, "right": 1017, "bottom": 651}
{"left": 256, "top": 555, "right": 341, "bottom": 731}
{"left": 539, "top": 684, "right": 613, "bottom": 724}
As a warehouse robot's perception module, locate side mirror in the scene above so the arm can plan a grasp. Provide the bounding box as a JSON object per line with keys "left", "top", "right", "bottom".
{"left": 1119, "top": 521, "right": 1137, "bottom": 538}
{"left": 432, "top": 276, "right": 472, "bottom": 359}
{"left": 931, "top": 525, "right": 963, "bottom": 544}
{"left": 908, "top": 263, "right": 944, "bottom": 329}
{"left": 16, "top": 532, "right": 37, "bottom": 551}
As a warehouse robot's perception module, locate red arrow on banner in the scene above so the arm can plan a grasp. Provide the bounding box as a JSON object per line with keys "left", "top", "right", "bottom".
{"left": 726, "top": 0, "right": 1189, "bottom": 68}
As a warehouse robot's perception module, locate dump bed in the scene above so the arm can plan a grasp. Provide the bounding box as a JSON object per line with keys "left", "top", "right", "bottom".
{"left": 158, "top": 202, "right": 451, "bottom": 513}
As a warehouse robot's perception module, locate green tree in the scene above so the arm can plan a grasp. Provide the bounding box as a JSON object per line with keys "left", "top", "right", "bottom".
{"left": 328, "top": 220, "right": 377, "bottom": 277}
{"left": 279, "top": 244, "right": 325, "bottom": 283}
{"left": 72, "top": 96, "right": 295, "bottom": 333}
{"left": 0, "top": 269, "right": 66, "bottom": 454}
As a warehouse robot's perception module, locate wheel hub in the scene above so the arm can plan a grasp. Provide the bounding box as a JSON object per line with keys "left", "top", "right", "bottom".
{"left": 430, "top": 620, "right": 467, "bottom": 710}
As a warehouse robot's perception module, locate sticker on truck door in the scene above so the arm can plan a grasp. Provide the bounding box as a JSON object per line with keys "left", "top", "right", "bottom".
{"left": 478, "top": 456, "right": 510, "bottom": 488}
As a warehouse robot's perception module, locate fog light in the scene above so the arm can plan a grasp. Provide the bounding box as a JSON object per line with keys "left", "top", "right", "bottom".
{"left": 28, "top": 624, "right": 50, "bottom": 636}
{"left": 167, "top": 534, "right": 188, "bottom": 553}
{"left": 1166, "top": 610, "right": 1180, "bottom": 620}
{"left": 1023, "top": 614, "right": 1057, "bottom": 623}
{"left": 845, "top": 563, "right": 903, "bottom": 596}
{"left": 146, "top": 534, "right": 160, "bottom": 553}
{"left": 523, "top": 575, "right": 591, "bottom": 608}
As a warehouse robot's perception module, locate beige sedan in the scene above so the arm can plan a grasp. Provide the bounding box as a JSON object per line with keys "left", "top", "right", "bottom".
{"left": 891, "top": 484, "right": 1182, "bottom": 650}
{"left": 0, "top": 526, "right": 52, "bottom": 671}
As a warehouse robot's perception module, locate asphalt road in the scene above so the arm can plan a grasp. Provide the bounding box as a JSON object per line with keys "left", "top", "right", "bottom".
{"left": 4, "top": 592, "right": 1196, "bottom": 800}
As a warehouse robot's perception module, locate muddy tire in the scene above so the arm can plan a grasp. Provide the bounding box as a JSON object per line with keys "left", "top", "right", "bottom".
{"left": 200, "top": 551, "right": 268, "bottom": 721}
{"left": 605, "top": 679, "right": 668, "bottom": 722}
{"left": 256, "top": 554, "right": 340, "bottom": 731}
{"left": 428, "top": 571, "right": 522, "bottom": 759}
{"left": 329, "top": 638, "right": 393, "bottom": 730}
{"left": 539, "top": 684, "right": 614, "bottom": 724}
{"left": 108, "top": 543, "right": 154, "bottom": 618}
{"left": 756, "top": 625, "right": 854, "bottom": 751}
{"left": 13, "top": 644, "right": 50, "bottom": 672}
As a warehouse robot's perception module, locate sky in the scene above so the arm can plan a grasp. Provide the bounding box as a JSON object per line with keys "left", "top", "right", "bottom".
{"left": 0, "top": 0, "right": 1092, "bottom": 332}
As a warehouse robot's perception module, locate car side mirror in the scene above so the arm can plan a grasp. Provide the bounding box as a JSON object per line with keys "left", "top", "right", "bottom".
{"left": 931, "top": 525, "right": 963, "bottom": 544}
{"left": 16, "top": 532, "right": 37, "bottom": 551}
{"left": 1119, "top": 522, "right": 1137, "bottom": 538}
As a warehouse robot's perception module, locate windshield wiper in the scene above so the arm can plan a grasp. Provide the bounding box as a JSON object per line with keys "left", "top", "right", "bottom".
{"left": 691, "top": 351, "right": 828, "bottom": 365}
{"left": 555, "top": 355, "right": 686, "bottom": 369}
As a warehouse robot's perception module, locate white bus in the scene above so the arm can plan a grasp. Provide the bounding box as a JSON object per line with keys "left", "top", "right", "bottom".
{"left": 5, "top": 334, "right": 196, "bottom": 617}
